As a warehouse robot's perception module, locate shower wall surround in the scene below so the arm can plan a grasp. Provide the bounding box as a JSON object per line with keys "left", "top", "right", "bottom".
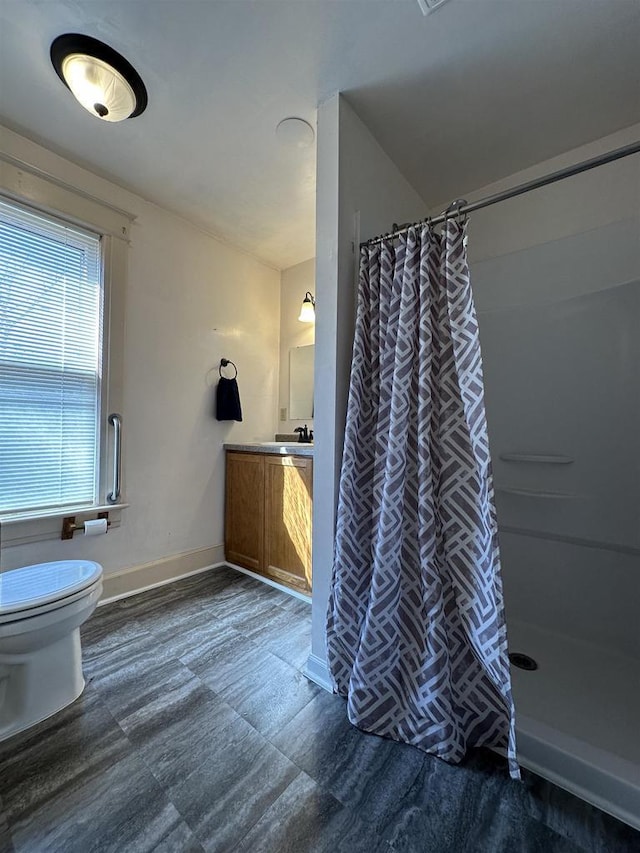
{"left": 464, "top": 122, "right": 640, "bottom": 826}
{"left": 467, "top": 124, "right": 640, "bottom": 659}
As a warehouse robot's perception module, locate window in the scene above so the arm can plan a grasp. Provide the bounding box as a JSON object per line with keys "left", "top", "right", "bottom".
{"left": 0, "top": 198, "right": 103, "bottom": 515}
{"left": 0, "top": 154, "right": 128, "bottom": 543}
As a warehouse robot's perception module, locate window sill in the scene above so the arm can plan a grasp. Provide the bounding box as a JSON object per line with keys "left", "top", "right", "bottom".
{"left": 0, "top": 503, "right": 128, "bottom": 547}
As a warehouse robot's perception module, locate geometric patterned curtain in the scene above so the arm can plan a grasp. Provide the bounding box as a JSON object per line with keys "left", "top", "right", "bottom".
{"left": 326, "top": 221, "right": 519, "bottom": 779}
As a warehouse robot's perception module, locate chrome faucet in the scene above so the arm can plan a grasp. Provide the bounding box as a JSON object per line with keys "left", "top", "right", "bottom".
{"left": 294, "top": 424, "right": 313, "bottom": 443}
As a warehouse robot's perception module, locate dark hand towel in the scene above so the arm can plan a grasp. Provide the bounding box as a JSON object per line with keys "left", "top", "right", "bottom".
{"left": 216, "top": 377, "right": 243, "bottom": 421}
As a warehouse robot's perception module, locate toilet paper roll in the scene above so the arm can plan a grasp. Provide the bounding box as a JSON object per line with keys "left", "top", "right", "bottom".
{"left": 84, "top": 518, "right": 108, "bottom": 536}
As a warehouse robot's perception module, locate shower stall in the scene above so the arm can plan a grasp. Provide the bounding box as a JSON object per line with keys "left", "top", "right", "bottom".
{"left": 313, "top": 103, "right": 640, "bottom": 832}
{"left": 469, "top": 151, "right": 640, "bottom": 829}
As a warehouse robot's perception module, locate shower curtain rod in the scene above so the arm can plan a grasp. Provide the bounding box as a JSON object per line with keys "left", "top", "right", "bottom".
{"left": 362, "top": 139, "right": 640, "bottom": 248}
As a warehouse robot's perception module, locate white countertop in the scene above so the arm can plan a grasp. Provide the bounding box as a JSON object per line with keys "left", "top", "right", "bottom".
{"left": 223, "top": 442, "right": 314, "bottom": 457}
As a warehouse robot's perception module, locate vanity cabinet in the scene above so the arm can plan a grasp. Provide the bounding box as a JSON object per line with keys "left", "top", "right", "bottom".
{"left": 224, "top": 450, "right": 312, "bottom": 593}
{"left": 224, "top": 452, "right": 265, "bottom": 572}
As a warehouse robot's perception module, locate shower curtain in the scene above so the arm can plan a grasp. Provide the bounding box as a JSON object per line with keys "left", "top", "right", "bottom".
{"left": 327, "top": 221, "right": 519, "bottom": 778}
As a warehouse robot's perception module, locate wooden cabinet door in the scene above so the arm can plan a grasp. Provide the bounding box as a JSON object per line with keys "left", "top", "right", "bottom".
{"left": 225, "top": 452, "right": 265, "bottom": 572}
{"left": 264, "top": 455, "right": 312, "bottom": 592}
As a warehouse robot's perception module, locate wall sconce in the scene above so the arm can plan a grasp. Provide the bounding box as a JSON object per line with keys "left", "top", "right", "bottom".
{"left": 50, "top": 33, "right": 148, "bottom": 122}
{"left": 298, "top": 291, "right": 315, "bottom": 323}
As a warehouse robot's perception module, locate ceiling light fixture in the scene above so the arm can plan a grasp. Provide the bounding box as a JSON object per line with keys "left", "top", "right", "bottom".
{"left": 50, "top": 33, "right": 147, "bottom": 122}
{"left": 298, "top": 292, "right": 315, "bottom": 323}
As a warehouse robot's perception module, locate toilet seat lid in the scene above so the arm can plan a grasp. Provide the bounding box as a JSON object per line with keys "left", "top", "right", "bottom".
{"left": 0, "top": 560, "right": 103, "bottom": 615}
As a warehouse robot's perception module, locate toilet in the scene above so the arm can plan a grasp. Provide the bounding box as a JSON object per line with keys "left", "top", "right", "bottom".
{"left": 0, "top": 560, "right": 103, "bottom": 742}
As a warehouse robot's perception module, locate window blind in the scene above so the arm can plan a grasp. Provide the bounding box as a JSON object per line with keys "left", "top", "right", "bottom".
{"left": 0, "top": 198, "right": 102, "bottom": 514}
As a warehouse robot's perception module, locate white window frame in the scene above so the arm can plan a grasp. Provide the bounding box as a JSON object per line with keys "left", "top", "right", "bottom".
{"left": 0, "top": 154, "right": 131, "bottom": 545}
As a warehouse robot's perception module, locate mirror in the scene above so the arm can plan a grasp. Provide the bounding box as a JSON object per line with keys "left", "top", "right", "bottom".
{"left": 289, "top": 345, "right": 314, "bottom": 420}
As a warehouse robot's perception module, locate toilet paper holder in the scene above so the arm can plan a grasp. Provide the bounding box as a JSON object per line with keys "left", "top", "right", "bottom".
{"left": 61, "top": 512, "right": 111, "bottom": 540}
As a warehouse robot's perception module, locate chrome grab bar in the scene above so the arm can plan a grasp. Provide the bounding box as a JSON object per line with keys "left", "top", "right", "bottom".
{"left": 107, "top": 413, "right": 122, "bottom": 503}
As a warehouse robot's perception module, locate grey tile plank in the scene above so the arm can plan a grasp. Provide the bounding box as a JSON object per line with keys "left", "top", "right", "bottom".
{"left": 154, "top": 568, "right": 245, "bottom": 610}
{"left": 270, "top": 689, "right": 425, "bottom": 829}
{"left": 233, "top": 771, "right": 392, "bottom": 853}
{"left": 232, "top": 603, "right": 303, "bottom": 644}
{"left": 0, "top": 688, "right": 130, "bottom": 820}
{"left": 0, "top": 800, "right": 15, "bottom": 853}
{"left": 155, "top": 611, "right": 245, "bottom": 666}
{"left": 189, "top": 636, "right": 319, "bottom": 738}
{"left": 377, "top": 750, "right": 527, "bottom": 853}
{"left": 81, "top": 599, "right": 140, "bottom": 647}
{"left": 85, "top": 628, "right": 197, "bottom": 724}
{"left": 120, "top": 677, "right": 259, "bottom": 789}
{"left": 118, "top": 583, "right": 209, "bottom": 630}
{"left": 131, "top": 593, "right": 212, "bottom": 637}
{"left": 9, "top": 754, "right": 202, "bottom": 853}
{"left": 274, "top": 594, "right": 312, "bottom": 616}
{"left": 260, "top": 613, "right": 312, "bottom": 670}
{"left": 198, "top": 585, "right": 284, "bottom": 628}
{"left": 167, "top": 566, "right": 242, "bottom": 595}
{"left": 115, "top": 580, "right": 187, "bottom": 614}
{"left": 271, "top": 691, "right": 578, "bottom": 853}
{"left": 100, "top": 655, "right": 204, "bottom": 726}
{"left": 169, "top": 732, "right": 300, "bottom": 853}
{"left": 520, "top": 770, "right": 640, "bottom": 853}
{"left": 82, "top": 617, "right": 154, "bottom": 678}
{"left": 465, "top": 807, "right": 586, "bottom": 853}
{"left": 230, "top": 602, "right": 311, "bottom": 670}
{"left": 386, "top": 803, "right": 585, "bottom": 853}
{"left": 183, "top": 629, "right": 264, "bottom": 693}
{"left": 215, "top": 649, "right": 320, "bottom": 740}
{"left": 0, "top": 688, "right": 203, "bottom": 853}
{"left": 231, "top": 576, "right": 306, "bottom": 612}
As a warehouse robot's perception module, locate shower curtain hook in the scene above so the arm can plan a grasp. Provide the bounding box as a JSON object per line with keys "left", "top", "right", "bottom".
{"left": 444, "top": 198, "right": 469, "bottom": 222}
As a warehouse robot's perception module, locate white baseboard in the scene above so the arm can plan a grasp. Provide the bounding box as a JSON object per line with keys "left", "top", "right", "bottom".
{"left": 225, "top": 562, "right": 312, "bottom": 603}
{"left": 303, "top": 653, "right": 334, "bottom": 693}
{"left": 99, "top": 544, "right": 225, "bottom": 604}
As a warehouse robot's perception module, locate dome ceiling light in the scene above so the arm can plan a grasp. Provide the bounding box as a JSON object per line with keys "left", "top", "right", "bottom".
{"left": 50, "top": 34, "right": 147, "bottom": 122}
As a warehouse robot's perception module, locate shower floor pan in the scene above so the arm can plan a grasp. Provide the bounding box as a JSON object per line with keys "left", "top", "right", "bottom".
{"left": 508, "top": 620, "right": 640, "bottom": 830}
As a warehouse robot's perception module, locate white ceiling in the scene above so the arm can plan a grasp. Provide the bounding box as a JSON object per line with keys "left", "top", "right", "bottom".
{"left": 0, "top": 1, "right": 638, "bottom": 270}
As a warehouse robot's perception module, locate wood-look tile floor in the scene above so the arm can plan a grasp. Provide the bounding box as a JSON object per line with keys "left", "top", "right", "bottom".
{"left": 1, "top": 566, "right": 638, "bottom": 852}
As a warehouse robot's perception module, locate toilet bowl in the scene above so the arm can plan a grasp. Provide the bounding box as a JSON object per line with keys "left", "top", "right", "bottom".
{"left": 0, "top": 560, "right": 103, "bottom": 742}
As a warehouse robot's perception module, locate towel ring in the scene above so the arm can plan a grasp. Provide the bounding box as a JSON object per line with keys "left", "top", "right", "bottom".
{"left": 219, "top": 358, "right": 238, "bottom": 379}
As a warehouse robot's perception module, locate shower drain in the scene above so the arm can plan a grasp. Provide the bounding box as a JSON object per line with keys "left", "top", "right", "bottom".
{"left": 508, "top": 652, "right": 538, "bottom": 671}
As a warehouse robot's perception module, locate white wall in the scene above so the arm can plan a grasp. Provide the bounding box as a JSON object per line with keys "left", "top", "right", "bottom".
{"left": 278, "top": 258, "right": 315, "bottom": 434}
{"left": 307, "top": 95, "right": 427, "bottom": 686}
{"left": 459, "top": 123, "right": 640, "bottom": 659}
{"left": 0, "top": 126, "right": 281, "bottom": 583}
